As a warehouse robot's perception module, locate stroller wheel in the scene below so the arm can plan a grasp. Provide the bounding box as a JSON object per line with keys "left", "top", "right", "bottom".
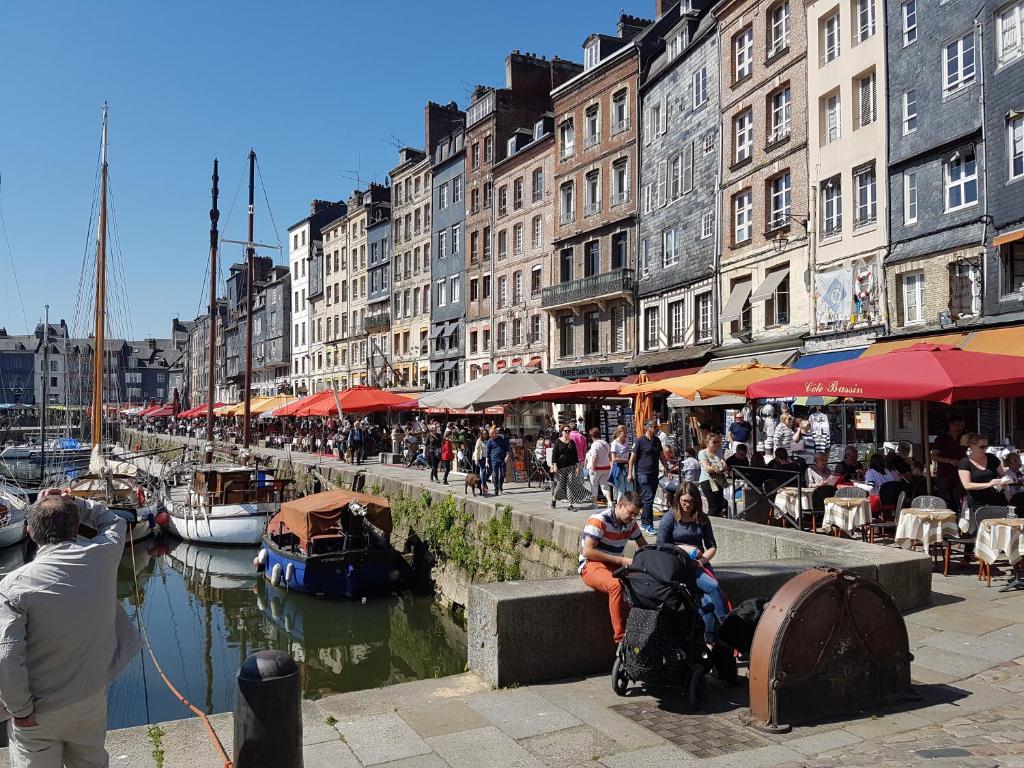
{"left": 688, "top": 667, "right": 707, "bottom": 710}
{"left": 611, "top": 656, "right": 630, "bottom": 697}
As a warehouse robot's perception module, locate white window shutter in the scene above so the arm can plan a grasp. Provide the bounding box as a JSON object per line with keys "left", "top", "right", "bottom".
{"left": 643, "top": 108, "right": 650, "bottom": 144}
{"left": 658, "top": 161, "right": 667, "bottom": 206}
{"left": 660, "top": 97, "right": 667, "bottom": 134}
{"left": 683, "top": 141, "right": 694, "bottom": 194}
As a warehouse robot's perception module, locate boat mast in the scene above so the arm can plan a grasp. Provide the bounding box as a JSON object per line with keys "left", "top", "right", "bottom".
{"left": 40, "top": 304, "right": 49, "bottom": 483}
{"left": 91, "top": 103, "right": 109, "bottom": 448}
{"left": 205, "top": 159, "right": 219, "bottom": 458}
{"left": 242, "top": 149, "right": 255, "bottom": 449}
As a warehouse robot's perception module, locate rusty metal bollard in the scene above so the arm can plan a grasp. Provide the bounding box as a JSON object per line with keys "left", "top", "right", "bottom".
{"left": 234, "top": 649, "right": 303, "bottom": 767}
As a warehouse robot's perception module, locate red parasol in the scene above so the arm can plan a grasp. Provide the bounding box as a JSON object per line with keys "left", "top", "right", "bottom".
{"left": 272, "top": 390, "right": 335, "bottom": 418}
{"left": 303, "top": 386, "right": 416, "bottom": 416}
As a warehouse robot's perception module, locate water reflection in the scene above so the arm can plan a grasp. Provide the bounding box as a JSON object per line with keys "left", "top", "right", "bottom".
{"left": 106, "top": 538, "right": 466, "bottom": 729}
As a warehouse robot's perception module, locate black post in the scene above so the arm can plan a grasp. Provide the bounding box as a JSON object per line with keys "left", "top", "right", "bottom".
{"left": 233, "top": 649, "right": 302, "bottom": 768}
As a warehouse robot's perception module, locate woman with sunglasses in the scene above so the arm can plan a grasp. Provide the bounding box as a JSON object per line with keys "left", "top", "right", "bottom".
{"left": 656, "top": 482, "right": 727, "bottom": 644}
{"left": 551, "top": 425, "right": 589, "bottom": 511}
{"left": 958, "top": 432, "right": 1008, "bottom": 512}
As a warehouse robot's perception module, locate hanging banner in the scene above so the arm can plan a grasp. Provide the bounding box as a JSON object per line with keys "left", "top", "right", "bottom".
{"left": 815, "top": 267, "right": 852, "bottom": 330}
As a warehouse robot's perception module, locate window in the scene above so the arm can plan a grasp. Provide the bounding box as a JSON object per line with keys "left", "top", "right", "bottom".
{"left": 450, "top": 275, "right": 460, "bottom": 303}
{"left": 497, "top": 276, "right": 508, "bottom": 308}
{"left": 559, "top": 315, "right": 574, "bottom": 357}
{"left": 856, "top": 0, "right": 876, "bottom": 42}
{"left": 769, "top": 87, "right": 791, "bottom": 142}
{"left": 1001, "top": 243, "right": 1024, "bottom": 295}
{"left": 695, "top": 293, "right": 713, "bottom": 342}
{"left": 857, "top": 72, "right": 876, "bottom": 127}
{"left": 584, "top": 171, "right": 600, "bottom": 215}
{"left": 950, "top": 262, "right": 982, "bottom": 316}
{"left": 944, "top": 149, "right": 979, "bottom": 211}
{"left": 453, "top": 176, "right": 463, "bottom": 203}
{"left": 1009, "top": 115, "right": 1024, "bottom": 180}
{"left": 734, "top": 27, "right": 753, "bottom": 80}
{"left": 944, "top": 32, "right": 976, "bottom": 94}
{"left": 640, "top": 238, "right": 651, "bottom": 275}
{"left": 765, "top": 267, "right": 790, "bottom": 326}
{"left": 645, "top": 306, "right": 660, "bottom": 350}
{"left": 668, "top": 32, "right": 682, "bottom": 59}
{"left": 482, "top": 226, "right": 490, "bottom": 259}
{"left": 903, "top": 90, "right": 917, "bottom": 134}
{"left": 612, "top": 89, "right": 629, "bottom": 133}
{"left": 560, "top": 119, "right": 575, "bottom": 159}
{"left": 904, "top": 172, "right": 918, "bottom": 224}
{"left": 584, "top": 240, "right": 600, "bottom": 277}
{"left": 497, "top": 185, "right": 508, "bottom": 217}
{"left": 642, "top": 183, "right": 653, "bottom": 214}
{"left": 513, "top": 223, "right": 524, "bottom": 255}
{"left": 611, "top": 305, "right": 626, "bottom": 352}
{"left": 646, "top": 101, "right": 662, "bottom": 143}
{"left": 531, "top": 265, "right": 542, "bottom": 297}
{"left": 900, "top": 272, "right": 925, "bottom": 325}
{"left": 823, "top": 12, "right": 840, "bottom": 63}
{"left": 529, "top": 314, "right": 541, "bottom": 343}
{"left": 612, "top": 232, "right": 628, "bottom": 269}
{"left": 769, "top": 173, "right": 791, "bottom": 230}
{"left": 438, "top": 229, "right": 447, "bottom": 258}
{"left": 825, "top": 93, "right": 841, "bottom": 144}
{"left": 734, "top": 189, "right": 753, "bottom": 243}
{"left": 559, "top": 248, "right": 574, "bottom": 282}
{"left": 560, "top": 182, "right": 575, "bottom": 224}
{"left": 532, "top": 168, "right": 544, "bottom": 202}
{"left": 451, "top": 223, "right": 461, "bottom": 255}
{"left": 497, "top": 321, "right": 508, "bottom": 349}
{"left": 470, "top": 230, "right": 479, "bottom": 263}
{"left": 483, "top": 181, "right": 493, "bottom": 209}
{"left": 469, "top": 330, "right": 478, "bottom": 355}
{"left": 484, "top": 135, "right": 493, "bottom": 162}
{"left": 584, "top": 311, "right": 600, "bottom": 355}
{"left": 998, "top": 1, "right": 1024, "bottom": 66}
{"left": 730, "top": 277, "right": 752, "bottom": 332}
{"left": 734, "top": 109, "right": 753, "bottom": 163}
{"left": 668, "top": 300, "right": 685, "bottom": 346}
{"left": 470, "top": 277, "right": 479, "bottom": 302}
{"left": 612, "top": 159, "right": 629, "bottom": 204}
{"left": 512, "top": 317, "right": 524, "bottom": 346}
{"left": 703, "top": 130, "right": 716, "bottom": 155}
{"left": 902, "top": 0, "right": 917, "bottom": 45}
{"left": 692, "top": 67, "right": 708, "bottom": 108}
{"left": 821, "top": 176, "right": 842, "bottom": 237}
{"left": 670, "top": 154, "right": 682, "bottom": 199}
{"left": 439, "top": 182, "right": 449, "bottom": 209}
{"left": 585, "top": 105, "right": 600, "bottom": 147}
{"left": 701, "top": 211, "right": 714, "bottom": 239}
{"left": 854, "top": 165, "right": 877, "bottom": 228}
{"left": 584, "top": 40, "right": 600, "bottom": 70}
{"left": 769, "top": 1, "right": 790, "bottom": 54}
{"left": 532, "top": 216, "right": 543, "bottom": 249}
{"left": 513, "top": 178, "right": 523, "bottom": 210}
{"left": 436, "top": 279, "right": 446, "bottom": 307}
{"left": 482, "top": 274, "right": 490, "bottom": 299}
{"left": 663, "top": 228, "right": 678, "bottom": 267}
{"left": 497, "top": 229, "right": 508, "bottom": 260}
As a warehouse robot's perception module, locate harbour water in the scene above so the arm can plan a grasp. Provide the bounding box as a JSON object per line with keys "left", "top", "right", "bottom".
{"left": 0, "top": 537, "right": 467, "bottom": 731}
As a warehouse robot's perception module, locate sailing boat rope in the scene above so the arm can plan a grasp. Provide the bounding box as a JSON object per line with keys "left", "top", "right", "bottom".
{"left": 125, "top": 531, "right": 234, "bottom": 768}
{"left": 253, "top": 156, "right": 283, "bottom": 250}
{"left": 0, "top": 174, "right": 30, "bottom": 333}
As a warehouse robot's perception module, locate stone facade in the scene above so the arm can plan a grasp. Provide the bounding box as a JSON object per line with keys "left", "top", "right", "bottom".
{"left": 366, "top": 214, "right": 392, "bottom": 387}
{"left": 250, "top": 265, "right": 291, "bottom": 396}
{"left": 885, "top": 0, "right": 986, "bottom": 335}
{"left": 717, "top": 0, "right": 810, "bottom": 356}
{"left": 804, "top": 0, "right": 887, "bottom": 351}
{"left": 186, "top": 303, "right": 226, "bottom": 407}
{"left": 389, "top": 149, "right": 432, "bottom": 389}
{"left": 635, "top": 4, "right": 719, "bottom": 371}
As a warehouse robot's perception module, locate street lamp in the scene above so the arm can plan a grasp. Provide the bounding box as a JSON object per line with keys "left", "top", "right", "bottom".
{"left": 770, "top": 214, "right": 810, "bottom": 254}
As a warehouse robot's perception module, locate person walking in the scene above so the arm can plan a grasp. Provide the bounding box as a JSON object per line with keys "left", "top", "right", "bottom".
{"left": 698, "top": 433, "right": 728, "bottom": 517}
{"left": 425, "top": 426, "right": 441, "bottom": 483}
{"left": 473, "top": 428, "right": 489, "bottom": 494}
{"left": 608, "top": 425, "right": 631, "bottom": 502}
{"left": 551, "top": 425, "right": 589, "bottom": 511}
{"left": 486, "top": 427, "right": 511, "bottom": 495}
{"left": 586, "top": 428, "right": 613, "bottom": 507}
{"left": 439, "top": 430, "right": 454, "bottom": 485}
{"left": 628, "top": 420, "right": 672, "bottom": 535}
{"left": 0, "top": 492, "right": 142, "bottom": 767}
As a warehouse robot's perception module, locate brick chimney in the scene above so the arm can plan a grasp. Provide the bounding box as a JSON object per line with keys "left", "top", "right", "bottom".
{"left": 424, "top": 101, "right": 465, "bottom": 155}
{"left": 655, "top": 0, "right": 679, "bottom": 19}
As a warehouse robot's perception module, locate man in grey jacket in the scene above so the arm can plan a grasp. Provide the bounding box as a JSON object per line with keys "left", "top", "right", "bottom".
{"left": 0, "top": 492, "right": 142, "bottom": 767}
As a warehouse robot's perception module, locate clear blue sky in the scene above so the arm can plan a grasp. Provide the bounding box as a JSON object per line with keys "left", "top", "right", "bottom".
{"left": 0, "top": 0, "right": 648, "bottom": 339}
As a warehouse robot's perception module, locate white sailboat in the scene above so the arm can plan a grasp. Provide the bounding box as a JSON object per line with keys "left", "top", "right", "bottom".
{"left": 0, "top": 477, "right": 28, "bottom": 548}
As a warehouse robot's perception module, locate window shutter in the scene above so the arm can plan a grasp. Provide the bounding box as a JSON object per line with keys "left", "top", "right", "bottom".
{"left": 860, "top": 73, "right": 876, "bottom": 127}
{"left": 658, "top": 161, "right": 667, "bottom": 206}
{"left": 683, "top": 141, "right": 694, "bottom": 194}
{"left": 660, "top": 97, "right": 667, "bottom": 134}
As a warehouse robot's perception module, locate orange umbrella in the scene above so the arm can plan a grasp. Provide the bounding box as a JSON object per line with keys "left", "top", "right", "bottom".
{"left": 632, "top": 371, "right": 653, "bottom": 439}
{"left": 623, "top": 363, "right": 793, "bottom": 400}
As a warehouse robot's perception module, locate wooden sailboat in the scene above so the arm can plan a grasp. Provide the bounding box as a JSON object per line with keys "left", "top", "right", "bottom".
{"left": 161, "top": 151, "right": 289, "bottom": 546}
{"left": 63, "top": 104, "right": 157, "bottom": 542}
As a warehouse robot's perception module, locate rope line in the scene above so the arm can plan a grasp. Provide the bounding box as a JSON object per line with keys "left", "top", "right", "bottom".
{"left": 126, "top": 532, "right": 234, "bottom": 768}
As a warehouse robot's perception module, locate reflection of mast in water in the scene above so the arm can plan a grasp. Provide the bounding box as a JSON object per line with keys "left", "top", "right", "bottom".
{"left": 205, "top": 596, "right": 213, "bottom": 715}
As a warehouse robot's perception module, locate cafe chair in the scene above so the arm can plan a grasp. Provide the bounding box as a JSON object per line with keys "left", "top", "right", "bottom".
{"left": 943, "top": 504, "right": 981, "bottom": 577}
{"left": 867, "top": 489, "right": 906, "bottom": 545}
{"left": 878, "top": 481, "right": 906, "bottom": 515}
{"left": 911, "top": 495, "right": 947, "bottom": 511}
{"left": 836, "top": 486, "right": 868, "bottom": 499}
{"left": 974, "top": 506, "right": 1015, "bottom": 586}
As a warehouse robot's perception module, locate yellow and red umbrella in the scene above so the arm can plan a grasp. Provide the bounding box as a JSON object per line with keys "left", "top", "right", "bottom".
{"left": 623, "top": 363, "right": 793, "bottom": 401}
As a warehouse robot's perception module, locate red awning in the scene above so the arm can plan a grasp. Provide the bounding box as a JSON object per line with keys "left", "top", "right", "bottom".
{"left": 273, "top": 390, "right": 335, "bottom": 418}
{"left": 145, "top": 406, "right": 175, "bottom": 418}
{"left": 747, "top": 343, "right": 1024, "bottom": 404}
{"left": 303, "top": 386, "right": 417, "bottom": 416}
{"left": 137, "top": 404, "right": 166, "bottom": 417}
{"left": 529, "top": 356, "right": 542, "bottom": 368}
{"left": 621, "top": 365, "right": 702, "bottom": 384}
{"left": 178, "top": 402, "right": 225, "bottom": 418}
{"left": 496, "top": 360, "right": 507, "bottom": 370}
{"left": 516, "top": 380, "right": 627, "bottom": 403}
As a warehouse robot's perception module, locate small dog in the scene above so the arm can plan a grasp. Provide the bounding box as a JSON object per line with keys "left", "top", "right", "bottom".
{"left": 464, "top": 472, "right": 481, "bottom": 496}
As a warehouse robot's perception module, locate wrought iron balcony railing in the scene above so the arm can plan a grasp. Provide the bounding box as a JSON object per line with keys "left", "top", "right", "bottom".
{"left": 541, "top": 268, "right": 636, "bottom": 309}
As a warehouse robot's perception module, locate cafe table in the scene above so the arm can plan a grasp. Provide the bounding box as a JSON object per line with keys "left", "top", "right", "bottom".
{"left": 975, "top": 517, "right": 1024, "bottom": 587}
{"left": 895, "top": 508, "right": 958, "bottom": 550}
{"left": 775, "top": 486, "right": 815, "bottom": 522}
{"left": 822, "top": 497, "right": 871, "bottom": 537}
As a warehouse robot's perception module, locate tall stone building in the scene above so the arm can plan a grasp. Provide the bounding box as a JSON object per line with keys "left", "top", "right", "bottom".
{"left": 287, "top": 199, "right": 346, "bottom": 395}
{"left": 320, "top": 212, "right": 349, "bottom": 391}
{"left": 547, "top": 12, "right": 671, "bottom": 379}
{"left": 186, "top": 301, "right": 226, "bottom": 407}
{"left": 634, "top": 1, "right": 721, "bottom": 375}
{"left": 716, "top": 0, "right": 810, "bottom": 366}
{"left": 803, "top": 0, "right": 887, "bottom": 358}
{"left": 250, "top": 265, "right": 291, "bottom": 396}
{"left": 884, "top": 0, "right": 987, "bottom": 336}
{"left": 489, "top": 114, "right": 557, "bottom": 373}
{"left": 366, "top": 211, "right": 393, "bottom": 387}
{"left": 463, "top": 52, "right": 582, "bottom": 380}
{"left": 429, "top": 104, "right": 468, "bottom": 389}
{"left": 389, "top": 147, "right": 433, "bottom": 389}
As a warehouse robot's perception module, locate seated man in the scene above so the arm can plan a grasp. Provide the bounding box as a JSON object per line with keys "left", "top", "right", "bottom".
{"left": 831, "top": 446, "right": 864, "bottom": 483}
{"left": 578, "top": 491, "right": 648, "bottom": 645}
{"left": 725, "top": 443, "right": 749, "bottom": 474}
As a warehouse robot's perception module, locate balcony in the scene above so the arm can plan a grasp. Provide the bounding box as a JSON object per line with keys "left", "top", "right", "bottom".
{"left": 560, "top": 145, "right": 575, "bottom": 161}
{"left": 611, "top": 191, "right": 629, "bottom": 207}
{"left": 365, "top": 312, "right": 390, "bottom": 331}
{"left": 585, "top": 132, "right": 601, "bottom": 148}
{"left": 541, "top": 268, "right": 636, "bottom": 310}
{"left": 559, "top": 210, "right": 575, "bottom": 226}
{"left": 612, "top": 118, "right": 630, "bottom": 135}
{"left": 584, "top": 201, "right": 601, "bottom": 217}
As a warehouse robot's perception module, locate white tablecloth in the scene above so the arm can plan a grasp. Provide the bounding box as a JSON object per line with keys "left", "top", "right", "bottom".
{"left": 822, "top": 498, "right": 871, "bottom": 534}
{"left": 975, "top": 519, "right": 1024, "bottom": 566}
{"left": 894, "top": 508, "right": 958, "bottom": 549}
{"left": 775, "top": 487, "right": 815, "bottom": 520}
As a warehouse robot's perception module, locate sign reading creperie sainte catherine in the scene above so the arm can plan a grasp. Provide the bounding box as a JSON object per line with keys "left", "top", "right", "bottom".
{"left": 552, "top": 365, "right": 627, "bottom": 379}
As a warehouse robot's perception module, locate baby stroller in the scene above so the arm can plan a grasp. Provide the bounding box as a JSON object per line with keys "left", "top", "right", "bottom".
{"left": 611, "top": 544, "right": 715, "bottom": 708}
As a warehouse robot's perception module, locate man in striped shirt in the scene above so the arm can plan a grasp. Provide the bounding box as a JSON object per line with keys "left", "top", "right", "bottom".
{"left": 578, "top": 490, "right": 648, "bottom": 644}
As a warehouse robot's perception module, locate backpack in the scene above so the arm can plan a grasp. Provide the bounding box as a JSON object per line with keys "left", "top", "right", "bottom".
{"left": 621, "top": 544, "right": 697, "bottom": 612}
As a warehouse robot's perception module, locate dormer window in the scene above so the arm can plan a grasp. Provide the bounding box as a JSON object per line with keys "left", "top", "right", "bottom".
{"left": 534, "top": 119, "right": 545, "bottom": 140}
{"left": 585, "top": 40, "right": 600, "bottom": 70}
{"left": 507, "top": 136, "right": 517, "bottom": 157}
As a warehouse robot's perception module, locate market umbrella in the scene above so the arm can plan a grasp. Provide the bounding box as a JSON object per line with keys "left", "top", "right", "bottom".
{"left": 417, "top": 367, "right": 570, "bottom": 410}
{"left": 622, "top": 363, "right": 794, "bottom": 400}
{"left": 794, "top": 396, "right": 838, "bottom": 406}
{"left": 250, "top": 394, "right": 297, "bottom": 415}
{"left": 272, "top": 390, "right": 332, "bottom": 418}
{"left": 178, "top": 402, "right": 224, "bottom": 418}
{"left": 632, "top": 371, "right": 653, "bottom": 438}
{"left": 144, "top": 405, "right": 174, "bottom": 418}
{"left": 514, "top": 380, "right": 627, "bottom": 403}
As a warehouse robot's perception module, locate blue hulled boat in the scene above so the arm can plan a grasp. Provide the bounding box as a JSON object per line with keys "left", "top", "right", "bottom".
{"left": 260, "top": 489, "right": 394, "bottom": 597}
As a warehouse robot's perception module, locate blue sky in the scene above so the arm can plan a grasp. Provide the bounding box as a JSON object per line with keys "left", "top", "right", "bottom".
{"left": 0, "top": 0, "right": 648, "bottom": 338}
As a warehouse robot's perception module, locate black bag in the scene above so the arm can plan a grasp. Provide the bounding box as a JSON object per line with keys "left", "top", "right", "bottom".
{"left": 718, "top": 596, "right": 768, "bottom": 655}
{"left": 622, "top": 606, "right": 691, "bottom": 684}
{"left": 622, "top": 544, "right": 696, "bottom": 612}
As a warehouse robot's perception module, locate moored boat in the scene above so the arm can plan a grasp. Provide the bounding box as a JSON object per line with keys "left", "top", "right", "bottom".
{"left": 260, "top": 489, "right": 394, "bottom": 597}
{"left": 0, "top": 485, "right": 27, "bottom": 548}
{"left": 64, "top": 446, "right": 157, "bottom": 542}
